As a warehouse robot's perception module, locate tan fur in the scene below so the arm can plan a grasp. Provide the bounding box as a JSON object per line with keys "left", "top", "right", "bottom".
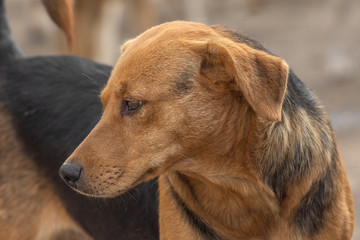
{"left": 62, "top": 21, "right": 354, "bottom": 239}
{"left": 71, "top": 0, "right": 104, "bottom": 58}
{"left": 42, "top": 0, "right": 74, "bottom": 45}
{"left": 0, "top": 104, "right": 91, "bottom": 240}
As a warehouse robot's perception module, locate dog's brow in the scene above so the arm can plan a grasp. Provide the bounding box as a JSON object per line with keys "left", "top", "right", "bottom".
{"left": 116, "top": 85, "right": 126, "bottom": 94}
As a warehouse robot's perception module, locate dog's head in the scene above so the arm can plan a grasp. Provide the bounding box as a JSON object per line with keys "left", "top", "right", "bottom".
{"left": 59, "top": 21, "right": 289, "bottom": 197}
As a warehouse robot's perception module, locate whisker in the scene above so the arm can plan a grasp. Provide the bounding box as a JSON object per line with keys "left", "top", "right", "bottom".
{"left": 80, "top": 72, "right": 98, "bottom": 85}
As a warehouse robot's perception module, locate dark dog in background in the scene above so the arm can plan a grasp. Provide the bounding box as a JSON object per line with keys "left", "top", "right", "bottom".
{"left": 0, "top": 0, "right": 158, "bottom": 239}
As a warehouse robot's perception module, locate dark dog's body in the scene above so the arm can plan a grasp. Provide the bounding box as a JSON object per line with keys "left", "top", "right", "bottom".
{"left": 0, "top": 1, "right": 158, "bottom": 239}
{"left": 61, "top": 21, "right": 354, "bottom": 239}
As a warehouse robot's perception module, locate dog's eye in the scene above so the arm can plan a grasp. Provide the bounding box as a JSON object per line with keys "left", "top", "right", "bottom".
{"left": 128, "top": 101, "right": 140, "bottom": 110}
{"left": 121, "top": 100, "right": 146, "bottom": 116}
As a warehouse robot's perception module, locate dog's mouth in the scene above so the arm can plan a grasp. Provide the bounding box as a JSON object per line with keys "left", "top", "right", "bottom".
{"left": 60, "top": 164, "right": 159, "bottom": 198}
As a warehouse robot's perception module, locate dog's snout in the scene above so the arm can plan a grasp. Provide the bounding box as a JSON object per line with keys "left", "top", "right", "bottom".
{"left": 59, "top": 163, "right": 82, "bottom": 186}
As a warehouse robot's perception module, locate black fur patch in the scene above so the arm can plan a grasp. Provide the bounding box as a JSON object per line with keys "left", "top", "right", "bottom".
{"left": 167, "top": 177, "right": 219, "bottom": 240}
{"left": 285, "top": 70, "right": 323, "bottom": 120}
{"left": 292, "top": 166, "right": 337, "bottom": 236}
{"left": 174, "top": 70, "right": 193, "bottom": 94}
{"left": 211, "top": 26, "right": 269, "bottom": 53}
{"left": 176, "top": 172, "right": 199, "bottom": 201}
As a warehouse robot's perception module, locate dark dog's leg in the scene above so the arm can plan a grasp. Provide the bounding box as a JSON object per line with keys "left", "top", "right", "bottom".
{"left": 0, "top": 0, "right": 23, "bottom": 62}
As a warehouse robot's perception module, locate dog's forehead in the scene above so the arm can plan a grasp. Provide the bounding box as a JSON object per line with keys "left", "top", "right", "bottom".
{"left": 104, "top": 26, "right": 210, "bottom": 100}
{"left": 102, "top": 21, "right": 232, "bottom": 103}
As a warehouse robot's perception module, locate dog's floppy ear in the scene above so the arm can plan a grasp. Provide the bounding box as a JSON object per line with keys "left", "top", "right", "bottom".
{"left": 190, "top": 38, "right": 289, "bottom": 122}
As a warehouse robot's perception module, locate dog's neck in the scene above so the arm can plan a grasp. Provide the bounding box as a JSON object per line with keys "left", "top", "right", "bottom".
{"left": 159, "top": 119, "right": 282, "bottom": 239}
{"left": 160, "top": 166, "right": 279, "bottom": 239}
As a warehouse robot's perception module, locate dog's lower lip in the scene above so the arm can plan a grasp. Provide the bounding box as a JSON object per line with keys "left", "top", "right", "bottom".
{"left": 66, "top": 181, "right": 77, "bottom": 189}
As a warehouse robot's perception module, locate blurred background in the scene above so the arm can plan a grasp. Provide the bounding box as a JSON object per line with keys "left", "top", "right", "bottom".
{"left": 6, "top": 0, "right": 359, "bottom": 238}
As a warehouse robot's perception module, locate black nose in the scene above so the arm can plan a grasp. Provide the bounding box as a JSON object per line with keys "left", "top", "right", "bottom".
{"left": 59, "top": 163, "right": 82, "bottom": 186}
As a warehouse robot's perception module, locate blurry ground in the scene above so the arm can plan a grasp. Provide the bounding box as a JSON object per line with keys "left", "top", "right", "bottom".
{"left": 6, "top": 0, "right": 360, "bottom": 238}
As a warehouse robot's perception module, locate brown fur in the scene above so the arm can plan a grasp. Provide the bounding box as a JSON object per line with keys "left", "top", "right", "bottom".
{"left": 0, "top": 104, "right": 91, "bottom": 240}
{"left": 62, "top": 21, "right": 354, "bottom": 239}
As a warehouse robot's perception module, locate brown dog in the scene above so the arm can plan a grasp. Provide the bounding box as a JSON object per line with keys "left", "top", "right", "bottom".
{"left": 60, "top": 21, "right": 354, "bottom": 239}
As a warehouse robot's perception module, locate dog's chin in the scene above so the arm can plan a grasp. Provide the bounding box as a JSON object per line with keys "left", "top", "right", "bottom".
{"left": 70, "top": 184, "right": 128, "bottom": 198}
{"left": 80, "top": 190, "right": 127, "bottom": 199}
{"left": 71, "top": 176, "right": 147, "bottom": 198}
